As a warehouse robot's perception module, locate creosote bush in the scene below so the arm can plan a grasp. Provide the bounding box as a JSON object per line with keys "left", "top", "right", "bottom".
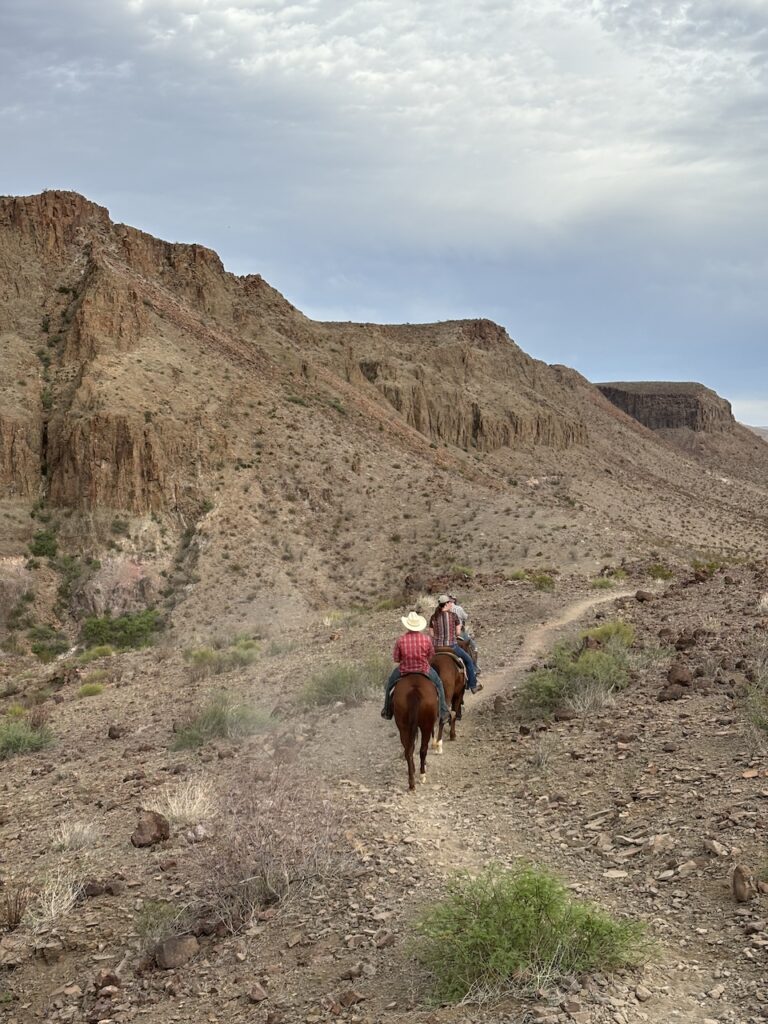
{"left": 77, "top": 645, "right": 115, "bottom": 665}
{"left": 519, "top": 621, "right": 634, "bottom": 718}
{"left": 416, "top": 865, "right": 646, "bottom": 1003}
{"left": 303, "top": 654, "right": 390, "bottom": 706}
{"left": 77, "top": 682, "right": 104, "bottom": 698}
{"left": 27, "top": 624, "right": 69, "bottom": 663}
{"left": 172, "top": 692, "right": 269, "bottom": 750}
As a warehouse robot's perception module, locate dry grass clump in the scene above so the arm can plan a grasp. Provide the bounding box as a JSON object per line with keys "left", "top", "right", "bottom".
{"left": 184, "top": 637, "right": 259, "bottom": 680}
{"left": 26, "top": 870, "right": 83, "bottom": 933}
{"left": 135, "top": 899, "right": 194, "bottom": 952}
{"left": 0, "top": 711, "right": 52, "bottom": 760}
{"left": 303, "top": 654, "right": 390, "bottom": 706}
{"left": 172, "top": 692, "right": 269, "bottom": 749}
{"left": 152, "top": 777, "right": 215, "bottom": 825}
{"left": 193, "top": 770, "right": 351, "bottom": 933}
{"left": 0, "top": 881, "right": 31, "bottom": 931}
{"left": 51, "top": 818, "right": 97, "bottom": 852}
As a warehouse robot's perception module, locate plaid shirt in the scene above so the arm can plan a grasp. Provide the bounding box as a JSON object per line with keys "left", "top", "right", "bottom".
{"left": 393, "top": 631, "right": 435, "bottom": 676}
{"left": 430, "top": 609, "right": 460, "bottom": 647}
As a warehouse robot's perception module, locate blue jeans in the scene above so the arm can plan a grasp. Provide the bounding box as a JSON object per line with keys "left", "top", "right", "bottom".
{"left": 452, "top": 644, "right": 478, "bottom": 691}
{"left": 384, "top": 667, "right": 449, "bottom": 721}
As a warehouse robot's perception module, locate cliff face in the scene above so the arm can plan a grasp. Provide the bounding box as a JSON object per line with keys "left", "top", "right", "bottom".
{"left": 0, "top": 192, "right": 592, "bottom": 517}
{"left": 597, "top": 382, "right": 735, "bottom": 433}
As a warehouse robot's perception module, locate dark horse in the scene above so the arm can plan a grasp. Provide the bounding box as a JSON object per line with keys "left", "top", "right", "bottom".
{"left": 431, "top": 650, "right": 466, "bottom": 748}
{"left": 392, "top": 673, "right": 438, "bottom": 790}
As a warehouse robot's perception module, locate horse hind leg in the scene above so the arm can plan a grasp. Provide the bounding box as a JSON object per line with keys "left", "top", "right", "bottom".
{"left": 419, "top": 726, "right": 431, "bottom": 783}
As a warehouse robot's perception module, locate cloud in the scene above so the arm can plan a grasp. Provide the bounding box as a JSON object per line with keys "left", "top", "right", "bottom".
{"left": 0, "top": 0, "right": 767, "bottom": 399}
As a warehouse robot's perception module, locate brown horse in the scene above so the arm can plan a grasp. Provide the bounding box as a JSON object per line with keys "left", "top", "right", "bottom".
{"left": 431, "top": 651, "right": 466, "bottom": 749}
{"left": 392, "top": 673, "right": 438, "bottom": 790}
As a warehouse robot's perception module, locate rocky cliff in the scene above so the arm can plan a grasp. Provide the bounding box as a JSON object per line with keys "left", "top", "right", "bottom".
{"left": 596, "top": 382, "right": 735, "bottom": 433}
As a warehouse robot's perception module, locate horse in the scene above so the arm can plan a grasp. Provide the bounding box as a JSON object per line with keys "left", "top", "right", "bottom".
{"left": 431, "top": 650, "right": 466, "bottom": 749}
{"left": 392, "top": 673, "right": 438, "bottom": 790}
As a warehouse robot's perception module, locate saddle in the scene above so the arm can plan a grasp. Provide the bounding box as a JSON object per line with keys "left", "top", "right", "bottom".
{"left": 434, "top": 647, "right": 466, "bottom": 675}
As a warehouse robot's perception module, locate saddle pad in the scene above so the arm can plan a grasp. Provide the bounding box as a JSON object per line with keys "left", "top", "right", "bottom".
{"left": 434, "top": 648, "right": 466, "bottom": 672}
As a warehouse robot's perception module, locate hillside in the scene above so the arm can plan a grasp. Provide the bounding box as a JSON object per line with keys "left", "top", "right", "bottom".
{"left": 4, "top": 193, "right": 768, "bottom": 1024}
{"left": 2, "top": 191, "right": 768, "bottom": 648}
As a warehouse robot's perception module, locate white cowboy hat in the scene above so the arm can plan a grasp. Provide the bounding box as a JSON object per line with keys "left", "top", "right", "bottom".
{"left": 401, "top": 611, "right": 427, "bottom": 631}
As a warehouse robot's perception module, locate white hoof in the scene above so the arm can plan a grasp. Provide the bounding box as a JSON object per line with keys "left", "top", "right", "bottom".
{"left": 419, "top": 772, "right": 427, "bottom": 784}
{"left": 437, "top": 740, "right": 443, "bottom": 754}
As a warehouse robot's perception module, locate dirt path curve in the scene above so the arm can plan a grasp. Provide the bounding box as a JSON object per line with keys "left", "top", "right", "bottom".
{"left": 472, "top": 589, "right": 636, "bottom": 705}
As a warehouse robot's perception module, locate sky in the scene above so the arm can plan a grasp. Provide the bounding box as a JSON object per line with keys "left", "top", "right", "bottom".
{"left": 2, "top": 0, "right": 767, "bottom": 421}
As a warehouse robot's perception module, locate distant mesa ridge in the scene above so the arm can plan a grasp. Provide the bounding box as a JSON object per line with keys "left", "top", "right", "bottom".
{"left": 596, "top": 381, "right": 735, "bottom": 434}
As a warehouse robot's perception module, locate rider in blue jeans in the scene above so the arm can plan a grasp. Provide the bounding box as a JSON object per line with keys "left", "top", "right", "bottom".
{"left": 429, "top": 595, "right": 481, "bottom": 693}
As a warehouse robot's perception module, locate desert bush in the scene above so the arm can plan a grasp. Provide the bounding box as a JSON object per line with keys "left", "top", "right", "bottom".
{"left": 51, "top": 818, "right": 96, "bottom": 852}
{"left": 28, "top": 529, "right": 57, "bottom": 558}
{"left": 77, "top": 682, "right": 104, "bottom": 698}
{"left": 135, "top": 899, "right": 193, "bottom": 952}
{"left": 172, "top": 692, "right": 269, "bottom": 750}
{"left": 0, "top": 882, "right": 30, "bottom": 931}
{"left": 415, "top": 865, "right": 646, "bottom": 1002}
{"left": 582, "top": 621, "right": 635, "bottom": 646}
{"left": 81, "top": 609, "right": 162, "bottom": 650}
{"left": 184, "top": 637, "right": 259, "bottom": 680}
{"left": 26, "top": 870, "right": 82, "bottom": 933}
{"left": 564, "top": 680, "right": 618, "bottom": 715}
{"left": 77, "top": 645, "right": 115, "bottom": 665}
{"left": 648, "top": 563, "right": 673, "bottom": 580}
{"left": 531, "top": 573, "right": 555, "bottom": 592}
{"left": 451, "top": 564, "right": 474, "bottom": 578}
{"left": 83, "top": 669, "right": 109, "bottom": 687}
{"left": 152, "top": 777, "right": 215, "bottom": 824}
{"left": 193, "top": 770, "right": 351, "bottom": 932}
{"left": 0, "top": 718, "right": 52, "bottom": 760}
{"left": 519, "top": 627, "right": 633, "bottom": 718}
{"left": 27, "top": 624, "right": 69, "bottom": 663}
{"left": 508, "top": 569, "right": 527, "bottom": 581}
{"left": 591, "top": 578, "right": 614, "bottom": 590}
{"left": 303, "top": 654, "right": 390, "bottom": 706}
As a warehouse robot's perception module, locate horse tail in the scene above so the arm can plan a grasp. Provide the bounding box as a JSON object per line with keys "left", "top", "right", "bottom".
{"left": 406, "top": 686, "right": 420, "bottom": 754}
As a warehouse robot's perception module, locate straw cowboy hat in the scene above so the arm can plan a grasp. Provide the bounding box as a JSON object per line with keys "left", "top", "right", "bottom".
{"left": 401, "top": 611, "right": 427, "bottom": 631}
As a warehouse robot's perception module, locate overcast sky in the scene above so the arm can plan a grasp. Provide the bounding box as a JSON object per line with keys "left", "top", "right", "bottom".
{"left": 2, "top": 0, "right": 767, "bottom": 421}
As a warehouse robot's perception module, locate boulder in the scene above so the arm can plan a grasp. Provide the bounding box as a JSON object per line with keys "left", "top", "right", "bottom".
{"left": 131, "top": 810, "right": 170, "bottom": 848}
{"left": 154, "top": 934, "right": 199, "bottom": 970}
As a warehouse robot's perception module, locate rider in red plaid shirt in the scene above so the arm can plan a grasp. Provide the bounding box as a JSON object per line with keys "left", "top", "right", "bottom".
{"left": 381, "top": 612, "right": 449, "bottom": 722}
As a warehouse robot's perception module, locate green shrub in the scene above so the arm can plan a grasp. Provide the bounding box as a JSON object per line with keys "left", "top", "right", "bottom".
{"left": 0, "top": 718, "right": 53, "bottom": 759}
{"left": 77, "top": 645, "right": 115, "bottom": 665}
{"left": 582, "top": 621, "right": 635, "bottom": 646}
{"left": 519, "top": 626, "right": 633, "bottom": 717}
{"left": 451, "top": 564, "right": 474, "bottom": 578}
{"left": 172, "top": 692, "right": 269, "bottom": 750}
{"left": 77, "top": 682, "right": 104, "bottom": 698}
{"left": 303, "top": 654, "right": 390, "bottom": 706}
{"left": 184, "top": 637, "right": 259, "bottom": 680}
{"left": 415, "top": 865, "right": 646, "bottom": 1002}
{"left": 81, "top": 609, "right": 162, "bottom": 649}
{"left": 83, "top": 669, "right": 109, "bottom": 686}
{"left": 648, "top": 563, "right": 673, "bottom": 580}
{"left": 29, "top": 530, "right": 57, "bottom": 558}
{"left": 531, "top": 573, "right": 555, "bottom": 592}
{"left": 135, "top": 900, "right": 191, "bottom": 952}
{"left": 27, "top": 625, "right": 69, "bottom": 663}
{"left": 110, "top": 518, "right": 130, "bottom": 536}
{"left": 509, "top": 569, "right": 527, "bottom": 581}
{"left": 591, "top": 578, "right": 614, "bottom": 590}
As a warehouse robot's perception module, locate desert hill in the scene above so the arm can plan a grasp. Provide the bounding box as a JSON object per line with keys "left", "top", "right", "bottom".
{"left": 2, "top": 191, "right": 768, "bottom": 644}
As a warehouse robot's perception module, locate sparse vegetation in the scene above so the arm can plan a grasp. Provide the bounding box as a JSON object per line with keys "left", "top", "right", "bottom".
{"left": 81, "top": 609, "right": 162, "bottom": 649}
{"left": 28, "top": 529, "right": 57, "bottom": 558}
{"left": 531, "top": 573, "right": 555, "bottom": 592}
{"left": 303, "top": 654, "right": 390, "bottom": 706}
{"left": 27, "top": 624, "right": 69, "bottom": 662}
{"left": 26, "top": 870, "right": 82, "bottom": 933}
{"left": 415, "top": 865, "right": 646, "bottom": 1002}
{"left": 194, "top": 771, "right": 351, "bottom": 932}
{"left": 519, "top": 621, "right": 634, "bottom": 717}
{"left": 152, "top": 777, "right": 215, "bottom": 824}
{"left": 0, "top": 882, "right": 31, "bottom": 932}
{"left": 184, "top": 636, "right": 259, "bottom": 680}
{"left": 77, "top": 644, "right": 115, "bottom": 665}
{"left": 51, "top": 818, "right": 96, "bottom": 852}
{"left": 172, "top": 692, "right": 269, "bottom": 750}
{"left": 591, "top": 577, "right": 614, "bottom": 589}
{"left": 135, "top": 899, "right": 192, "bottom": 952}
{"left": 77, "top": 682, "right": 104, "bottom": 698}
{"left": 0, "top": 716, "right": 53, "bottom": 760}
{"left": 648, "top": 563, "right": 673, "bottom": 580}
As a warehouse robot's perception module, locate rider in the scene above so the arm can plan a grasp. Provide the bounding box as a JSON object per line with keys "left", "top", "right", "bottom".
{"left": 381, "top": 611, "right": 450, "bottom": 723}
{"left": 449, "top": 593, "right": 480, "bottom": 675}
{"left": 430, "top": 595, "right": 482, "bottom": 694}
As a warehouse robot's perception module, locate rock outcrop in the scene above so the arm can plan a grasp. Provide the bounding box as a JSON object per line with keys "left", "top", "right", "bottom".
{"left": 597, "top": 382, "right": 735, "bottom": 433}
